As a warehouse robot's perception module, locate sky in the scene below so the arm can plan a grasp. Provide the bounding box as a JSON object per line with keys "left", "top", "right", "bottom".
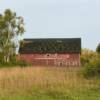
{"left": 0, "top": 0, "right": 100, "bottom": 50}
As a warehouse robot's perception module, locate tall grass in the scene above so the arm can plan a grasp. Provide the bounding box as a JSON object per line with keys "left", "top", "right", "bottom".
{"left": 0, "top": 66, "right": 100, "bottom": 100}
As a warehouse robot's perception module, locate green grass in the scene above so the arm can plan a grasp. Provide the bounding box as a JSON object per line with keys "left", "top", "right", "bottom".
{"left": 0, "top": 67, "right": 100, "bottom": 100}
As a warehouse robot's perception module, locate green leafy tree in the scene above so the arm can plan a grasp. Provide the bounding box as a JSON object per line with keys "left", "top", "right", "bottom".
{"left": 0, "top": 9, "right": 25, "bottom": 62}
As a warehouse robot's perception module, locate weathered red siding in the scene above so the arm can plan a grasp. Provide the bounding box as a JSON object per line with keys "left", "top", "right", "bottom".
{"left": 19, "top": 53, "right": 80, "bottom": 66}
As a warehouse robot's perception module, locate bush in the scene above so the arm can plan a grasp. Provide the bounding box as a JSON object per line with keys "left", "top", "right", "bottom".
{"left": 81, "top": 48, "right": 97, "bottom": 66}
{"left": 0, "top": 53, "right": 31, "bottom": 67}
{"left": 18, "top": 60, "right": 29, "bottom": 67}
{"left": 0, "top": 60, "right": 30, "bottom": 68}
{"left": 82, "top": 57, "right": 100, "bottom": 78}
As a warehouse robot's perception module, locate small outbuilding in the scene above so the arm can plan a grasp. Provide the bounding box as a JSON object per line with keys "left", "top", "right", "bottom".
{"left": 19, "top": 38, "right": 81, "bottom": 66}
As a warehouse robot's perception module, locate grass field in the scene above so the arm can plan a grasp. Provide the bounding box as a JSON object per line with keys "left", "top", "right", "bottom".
{"left": 0, "top": 66, "right": 100, "bottom": 100}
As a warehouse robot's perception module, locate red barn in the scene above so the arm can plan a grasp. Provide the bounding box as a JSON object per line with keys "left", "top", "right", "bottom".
{"left": 19, "top": 38, "right": 81, "bottom": 66}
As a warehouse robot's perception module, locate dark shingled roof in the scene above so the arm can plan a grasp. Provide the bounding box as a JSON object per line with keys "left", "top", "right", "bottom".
{"left": 19, "top": 38, "right": 81, "bottom": 54}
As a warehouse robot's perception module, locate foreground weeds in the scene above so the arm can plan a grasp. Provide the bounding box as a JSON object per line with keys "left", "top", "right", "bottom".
{"left": 0, "top": 67, "right": 100, "bottom": 100}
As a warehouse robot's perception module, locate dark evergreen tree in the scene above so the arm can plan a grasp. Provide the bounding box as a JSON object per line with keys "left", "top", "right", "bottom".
{"left": 96, "top": 43, "right": 100, "bottom": 54}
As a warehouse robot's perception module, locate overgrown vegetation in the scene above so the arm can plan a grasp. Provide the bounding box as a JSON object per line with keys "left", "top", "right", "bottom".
{"left": 0, "top": 67, "right": 100, "bottom": 100}
{"left": 81, "top": 48, "right": 97, "bottom": 66}
{"left": 81, "top": 48, "right": 100, "bottom": 78}
{"left": 82, "top": 57, "right": 100, "bottom": 78}
{"left": 0, "top": 55, "right": 29, "bottom": 67}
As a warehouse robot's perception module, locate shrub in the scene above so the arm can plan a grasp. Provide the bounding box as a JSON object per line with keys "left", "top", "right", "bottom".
{"left": 18, "top": 60, "right": 29, "bottom": 67}
{"left": 82, "top": 57, "right": 100, "bottom": 78}
{"left": 81, "top": 48, "right": 97, "bottom": 66}
{"left": 0, "top": 60, "right": 30, "bottom": 68}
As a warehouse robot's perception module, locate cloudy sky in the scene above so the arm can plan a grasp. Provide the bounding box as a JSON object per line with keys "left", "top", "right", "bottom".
{"left": 0, "top": 0, "right": 100, "bottom": 50}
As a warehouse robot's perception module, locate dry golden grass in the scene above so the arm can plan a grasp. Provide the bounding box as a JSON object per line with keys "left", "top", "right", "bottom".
{"left": 0, "top": 66, "right": 99, "bottom": 92}
{"left": 0, "top": 66, "right": 100, "bottom": 100}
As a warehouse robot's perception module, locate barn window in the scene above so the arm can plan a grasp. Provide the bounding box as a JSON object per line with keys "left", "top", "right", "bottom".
{"left": 47, "top": 54, "right": 50, "bottom": 57}
{"left": 46, "top": 54, "right": 51, "bottom": 57}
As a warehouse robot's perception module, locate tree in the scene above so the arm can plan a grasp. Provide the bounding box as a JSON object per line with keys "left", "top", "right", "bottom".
{"left": 96, "top": 43, "right": 100, "bottom": 54}
{"left": 81, "top": 48, "right": 97, "bottom": 65}
{"left": 0, "top": 9, "right": 25, "bottom": 62}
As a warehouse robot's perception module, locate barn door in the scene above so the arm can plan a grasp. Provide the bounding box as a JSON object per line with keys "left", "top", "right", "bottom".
{"left": 58, "top": 62, "right": 64, "bottom": 66}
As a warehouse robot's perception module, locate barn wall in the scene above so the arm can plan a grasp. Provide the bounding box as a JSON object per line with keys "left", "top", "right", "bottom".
{"left": 19, "top": 53, "right": 80, "bottom": 66}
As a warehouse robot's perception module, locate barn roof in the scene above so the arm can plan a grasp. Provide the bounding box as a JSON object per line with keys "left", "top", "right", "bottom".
{"left": 19, "top": 38, "right": 81, "bottom": 54}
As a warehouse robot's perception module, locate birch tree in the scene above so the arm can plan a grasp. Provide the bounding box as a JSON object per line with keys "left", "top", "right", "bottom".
{"left": 0, "top": 9, "right": 25, "bottom": 62}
